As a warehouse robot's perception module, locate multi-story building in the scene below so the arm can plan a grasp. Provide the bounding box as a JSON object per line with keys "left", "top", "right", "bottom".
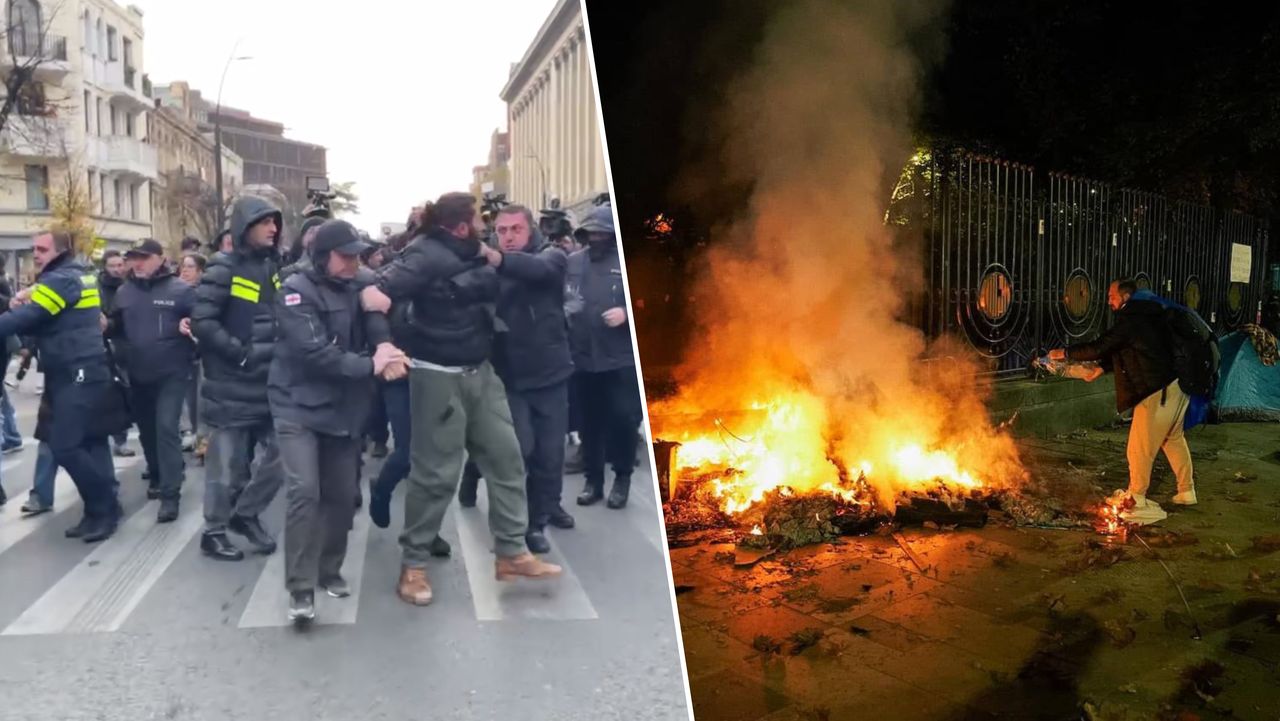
{"left": 0, "top": 0, "right": 157, "bottom": 280}
{"left": 501, "top": 0, "right": 606, "bottom": 220}
{"left": 155, "top": 82, "right": 327, "bottom": 219}
{"left": 149, "top": 96, "right": 243, "bottom": 252}
{"left": 470, "top": 129, "right": 510, "bottom": 203}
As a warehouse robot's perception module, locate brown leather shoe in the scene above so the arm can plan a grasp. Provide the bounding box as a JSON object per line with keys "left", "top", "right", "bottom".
{"left": 397, "top": 566, "right": 433, "bottom": 606}
{"left": 495, "top": 552, "right": 563, "bottom": 581}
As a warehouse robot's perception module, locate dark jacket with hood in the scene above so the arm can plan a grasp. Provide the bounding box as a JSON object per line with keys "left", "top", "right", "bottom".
{"left": 1068, "top": 297, "right": 1178, "bottom": 413}
{"left": 377, "top": 227, "right": 499, "bottom": 368}
{"left": 492, "top": 228, "right": 574, "bottom": 392}
{"left": 269, "top": 233, "right": 390, "bottom": 437}
{"left": 566, "top": 206, "right": 635, "bottom": 373}
{"left": 107, "top": 262, "right": 197, "bottom": 385}
{"left": 191, "top": 196, "right": 283, "bottom": 427}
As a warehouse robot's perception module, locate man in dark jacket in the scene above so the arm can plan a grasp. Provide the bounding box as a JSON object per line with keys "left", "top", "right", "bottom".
{"left": 107, "top": 239, "right": 197, "bottom": 523}
{"left": 271, "top": 220, "right": 406, "bottom": 622}
{"left": 191, "top": 195, "right": 286, "bottom": 561}
{"left": 1050, "top": 278, "right": 1194, "bottom": 517}
{"left": 99, "top": 250, "right": 136, "bottom": 459}
{"left": 362, "top": 191, "right": 561, "bottom": 607}
{"left": 566, "top": 205, "right": 644, "bottom": 509}
{"left": 482, "top": 205, "right": 576, "bottom": 553}
{"left": 0, "top": 231, "right": 121, "bottom": 542}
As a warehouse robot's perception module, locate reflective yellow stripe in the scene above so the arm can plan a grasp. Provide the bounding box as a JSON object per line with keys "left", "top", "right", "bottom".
{"left": 230, "top": 285, "right": 260, "bottom": 302}
{"left": 271, "top": 273, "right": 281, "bottom": 290}
{"left": 232, "top": 276, "right": 261, "bottom": 291}
{"left": 74, "top": 289, "right": 101, "bottom": 309}
{"left": 31, "top": 284, "right": 66, "bottom": 314}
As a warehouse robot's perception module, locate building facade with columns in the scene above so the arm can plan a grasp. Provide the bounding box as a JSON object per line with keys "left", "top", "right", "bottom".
{"left": 500, "top": 0, "right": 606, "bottom": 221}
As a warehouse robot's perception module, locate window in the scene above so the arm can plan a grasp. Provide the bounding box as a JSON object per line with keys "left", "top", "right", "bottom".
{"left": 87, "top": 171, "right": 95, "bottom": 208}
{"left": 100, "top": 176, "right": 108, "bottom": 215}
{"left": 114, "top": 178, "right": 122, "bottom": 216}
{"left": 110, "top": 105, "right": 118, "bottom": 135}
{"left": 8, "top": 0, "right": 41, "bottom": 56}
{"left": 24, "top": 165, "right": 49, "bottom": 210}
{"left": 107, "top": 26, "right": 118, "bottom": 61}
{"left": 84, "top": 90, "right": 91, "bottom": 131}
{"left": 125, "top": 111, "right": 134, "bottom": 138}
{"left": 97, "top": 98, "right": 104, "bottom": 136}
{"left": 123, "top": 38, "right": 133, "bottom": 67}
{"left": 130, "top": 183, "right": 139, "bottom": 220}
{"left": 83, "top": 11, "right": 93, "bottom": 55}
{"left": 16, "top": 82, "right": 46, "bottom": 116}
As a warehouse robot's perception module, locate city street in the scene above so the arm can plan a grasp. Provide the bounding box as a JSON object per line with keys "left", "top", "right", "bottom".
{"left": 0, "top": 372, "right": 689, "bottom": 721}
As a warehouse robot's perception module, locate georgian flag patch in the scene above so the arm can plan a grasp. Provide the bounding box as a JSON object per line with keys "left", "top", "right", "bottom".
{"left": 284, "top": 293, "right": 302, "bottom": 306}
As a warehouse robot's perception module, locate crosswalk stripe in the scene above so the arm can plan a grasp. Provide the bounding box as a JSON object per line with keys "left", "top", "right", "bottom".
{"left": 0, "top": 450, "right": 145, "bottom": 551}
{"left": 2, "top": 468, "right": 193, "bottom": 637}
{"left": 238, "top": 507, "right": 373, "bottom": 628}
{"left": 454, "top": 489, "right": 597, "bottom": 622}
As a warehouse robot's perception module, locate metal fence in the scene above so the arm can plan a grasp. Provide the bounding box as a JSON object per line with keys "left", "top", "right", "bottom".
{"left": 907, "top": 150, "right": 1271, "bottom": 377}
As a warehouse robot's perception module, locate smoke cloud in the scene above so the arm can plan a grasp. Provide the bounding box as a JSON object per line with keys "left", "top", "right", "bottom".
{"left": 654, "top": 0, "right": 1025, "bottom": 508}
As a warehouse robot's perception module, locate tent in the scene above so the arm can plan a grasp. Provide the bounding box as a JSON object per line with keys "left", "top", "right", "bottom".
{"left": 1214, "top": 331, "right": 1280, "bottom": 422}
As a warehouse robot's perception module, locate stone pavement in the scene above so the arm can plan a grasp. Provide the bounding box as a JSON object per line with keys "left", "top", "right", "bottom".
{"left": 671, "top": 422, "right": 1280, "bottom": 721}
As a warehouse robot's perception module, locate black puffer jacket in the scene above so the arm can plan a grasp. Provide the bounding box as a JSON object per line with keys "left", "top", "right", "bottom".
{"left": 1068, "top": 298, "right": 1178, "bottom": 412}
{"left": 493, "top": 233, "right": 574, "bottom": 392}
{"left": 108, "top": 263, "right": 197, "bottom": 385}
{"left": 378, "top": 227, "right": 498, "bottom": 368}
{"left": 191, "top": 196, "right": 283, "bottom": 427}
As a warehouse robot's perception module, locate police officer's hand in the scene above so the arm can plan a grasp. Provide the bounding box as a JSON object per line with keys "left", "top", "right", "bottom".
{"left": 479, "top": 244, "right": 503, "bottom": 268}
{"left": 99, "top": 313, "right": 108, "bottom": 332}
{"left": 179, "top": 318, "right": 192, "bottom": 338}
{"left": 602, "top": 307, "right": 627, "bottom": 328}
{"left": 361, "top": 286, "right": 392, "bottom": 314}
{"left": 1048, "top": 348, "right": 1066, "bottom": 361}
{"left": 373, "top": 342, "right": 406, "bottom": 377}
{"left": 10, "top": 288, "right": 32, "bottom": 309}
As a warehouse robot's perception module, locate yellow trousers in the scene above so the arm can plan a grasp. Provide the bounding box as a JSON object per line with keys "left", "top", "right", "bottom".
{"left": 1127, "top": 380, "right": 1194, "bottom": 498}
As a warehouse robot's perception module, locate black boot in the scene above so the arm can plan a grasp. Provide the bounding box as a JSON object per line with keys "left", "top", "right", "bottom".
{"left": 288, "top": 590, "right": 316, "bottom": 623}
{"left": 157, "top": 498, "right": 179, "bottom": 524}
{"left": 228, "top": 515, "right": 277, "bottom": 555}
{"left": 146, "top": 487, "right": 160, "bottom": 500}
{"left": 81, "top": 516, "right": 118, "bottom": 544}
{"left": 64, "top": 516, "right": 93, "bottom": 539}
{"left": 200, "top": 531, "right": 244, "bottom": 561}
{"left": 526, "top": 530, "right": 552, "bottom": 554}
{"left": 548, "top": 506, "right": 575, "bottom": 529}
{"left": 607, "top": 476, "right": 631, "bottom": 509}
{"left": 576, "top": 480, "right": 604, "bottom": 506}
{"left": 429, "top": 535, "right": 452, "bottom": 558}
{"left": 370, "top": 441, "right": 389, "bottom": 459}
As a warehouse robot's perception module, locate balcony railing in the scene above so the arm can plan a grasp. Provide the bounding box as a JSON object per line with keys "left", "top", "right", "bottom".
{"left": 8, "top": 30, "right": 68, "bottom": 61}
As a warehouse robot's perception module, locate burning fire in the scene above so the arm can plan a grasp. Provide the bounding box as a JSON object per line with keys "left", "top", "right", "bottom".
{"left": 663, "top": 390, "right": 1021, "bottom": 516}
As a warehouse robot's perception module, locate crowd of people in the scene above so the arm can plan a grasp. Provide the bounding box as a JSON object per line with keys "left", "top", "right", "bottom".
{"left": 0, "top": 190, "right": 643, "bottom": 623}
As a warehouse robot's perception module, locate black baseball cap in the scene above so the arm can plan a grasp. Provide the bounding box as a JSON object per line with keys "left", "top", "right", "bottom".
{"left": 124, "top": 238, "right": 165, "bottom": 258}
{"left": 313, "top": 220, "right": 369, "bottom": 257}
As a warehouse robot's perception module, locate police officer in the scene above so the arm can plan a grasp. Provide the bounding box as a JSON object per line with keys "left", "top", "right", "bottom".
{"left": 566, "top": 205, "right": 644, "bottom": 509}
{"left": 0, "top": 231, "right": 120, "bottom": 542}
{"left": 271, "top": 220, "right": 408, "bottom": 622}
{"left": 105, "top": 239, "right": 197, "bottom": 523}
{"left": 191, "top": 195, "right": 286, "bottom": 561}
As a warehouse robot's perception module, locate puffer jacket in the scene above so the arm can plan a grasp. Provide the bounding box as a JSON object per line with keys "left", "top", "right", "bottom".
{"left": 0, "top": 252, "right": 107, "bottom": 377}
{"left": 377, "top": 227, "right": 498, "bottom": 368}
{"left": 190, "top": 195, "right": 283, "bottom": 427}
{"left": 565, "top": 242, "right": 635, "bottom": 373}
{"left": 1068, "top": 298, "right": 1178, "bottom": 412}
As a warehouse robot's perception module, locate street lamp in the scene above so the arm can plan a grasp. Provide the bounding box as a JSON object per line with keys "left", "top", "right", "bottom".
{"left": 213, "top": 41, "right": 251, "bottom": 232}
{"left": 525, "top": 152, "right": 547, "bottom": 209}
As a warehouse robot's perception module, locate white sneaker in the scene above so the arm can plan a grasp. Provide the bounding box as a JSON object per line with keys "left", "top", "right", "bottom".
{"left": 1172, "top": 489, "right": 1198, "bottom": 506}
{"left": 1122, "top": 495, "right": 1168, "bottom": 526}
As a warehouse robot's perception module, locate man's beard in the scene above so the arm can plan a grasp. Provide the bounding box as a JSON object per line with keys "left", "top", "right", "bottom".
{"left": 587, "top": 240, "right": 614, "bottom": 260}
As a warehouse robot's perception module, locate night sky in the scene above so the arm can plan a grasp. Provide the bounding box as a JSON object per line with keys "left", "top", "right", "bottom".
{"left": 588, "top": 0, "right": 1280, "bottom": 268}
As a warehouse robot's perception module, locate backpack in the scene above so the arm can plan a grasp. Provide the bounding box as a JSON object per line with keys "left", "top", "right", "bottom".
{"left": 1164, "top": 304, "right": 1219, "bottom": 398}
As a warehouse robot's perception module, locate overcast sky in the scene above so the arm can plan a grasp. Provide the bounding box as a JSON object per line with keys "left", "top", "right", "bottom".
{"left": 130, "top": 0, "right": 559, "bottom": 234}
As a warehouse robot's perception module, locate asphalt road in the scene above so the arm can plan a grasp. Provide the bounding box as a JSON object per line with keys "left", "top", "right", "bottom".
{"left": 0, "top": 371, "right": 690, "bottom": 721}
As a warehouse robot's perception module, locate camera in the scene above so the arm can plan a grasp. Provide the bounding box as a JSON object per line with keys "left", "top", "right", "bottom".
{"left": 538, "top": 196, "right": 573, "bottom": 241}
{"left": 303, "top": 175, "right": 336, "bottom": 220}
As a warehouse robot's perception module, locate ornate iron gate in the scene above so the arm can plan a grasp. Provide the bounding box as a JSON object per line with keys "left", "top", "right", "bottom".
{"left": 914, "top": 150, "right": 1271, "bottom": 377}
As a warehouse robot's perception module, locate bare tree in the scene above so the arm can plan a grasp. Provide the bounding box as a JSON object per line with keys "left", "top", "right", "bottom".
{"left": 1, "top": 0, "right": 67, "bottom": 136}
{"left": 162, "top": 169, "right": 238, "bottom": 247}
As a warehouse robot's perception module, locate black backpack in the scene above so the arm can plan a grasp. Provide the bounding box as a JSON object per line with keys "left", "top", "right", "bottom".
{"left": 1165, "top": 305, "right": 1219, "bottom": 398}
